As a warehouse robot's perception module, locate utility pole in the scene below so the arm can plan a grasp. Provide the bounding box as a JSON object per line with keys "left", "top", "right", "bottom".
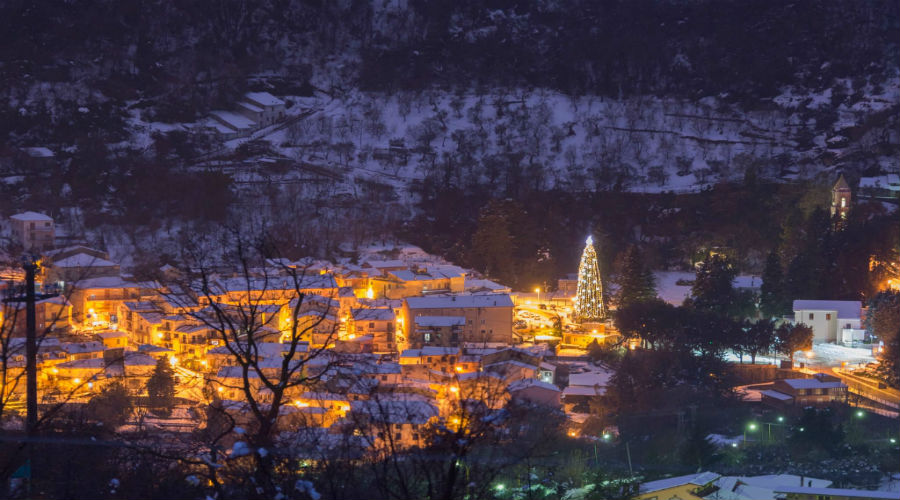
{"left": 24, "top": 258, "right": 38, "bottom": 435}
{"left": 625, "top": 441, "right": 634, "bottom": 476}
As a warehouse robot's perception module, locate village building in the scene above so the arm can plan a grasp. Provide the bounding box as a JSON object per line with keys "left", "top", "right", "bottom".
{"left": 9, "top": 211, "right": 54, "bottom": 250}
{"left": 792, "top": 300, "right": 864, "bottom": 343}
{"left": 400, "top": 294, "right": 513, "bottom": 348}
{"left": 760, "top": 373, "right": 848, "bottom": 408}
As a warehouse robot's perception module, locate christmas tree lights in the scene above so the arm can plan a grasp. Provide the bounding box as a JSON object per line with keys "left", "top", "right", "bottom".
{"left": 574, "top": 235, "right": 606, "bottom": 321}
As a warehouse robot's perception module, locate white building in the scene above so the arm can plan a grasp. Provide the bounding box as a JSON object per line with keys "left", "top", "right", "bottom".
{"left": 792, "top": 300, "right": 863, "bottom": 344}
{"left": 241, "top": 92, "right": 286, "bottom": 126}
{"left": 9, "top": 211, "right": 55, "bottom": 250}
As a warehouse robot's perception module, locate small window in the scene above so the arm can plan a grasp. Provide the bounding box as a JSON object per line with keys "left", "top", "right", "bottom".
{"left": 825, "top": 313, "right": 831, "bottom": 320}
{"left": 808, "top": 313, "right": 814, "bottom": 320}
{"left": 369, "top": 322, "right": 375, "bottom": 329}
{"left": 395, "top": 433, "right": 402, "bottom": 441}
{"left": 381, "top": 375, "right": 387, "bottom": 381}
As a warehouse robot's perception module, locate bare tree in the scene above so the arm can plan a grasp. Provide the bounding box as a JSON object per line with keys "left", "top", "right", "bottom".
{"left": 153, "top": 225, "right": 342, "bottom": 499}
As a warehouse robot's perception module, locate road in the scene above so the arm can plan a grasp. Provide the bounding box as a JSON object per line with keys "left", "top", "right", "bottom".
{"left": 832, "top": 367, "right": 900, "bottom": 409}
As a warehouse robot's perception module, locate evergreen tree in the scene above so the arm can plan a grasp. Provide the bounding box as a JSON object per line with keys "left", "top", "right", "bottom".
{"left": 575, "top": 235, "right": 606, "bottom": 321}
{"left": 615, "top": 245, "right": 657, "bottom": 308}
{"left": 759, "top": 250, "right": 788, "bottom": 318}
{"left": 690, "top": 253, "right": 737, "bottom": 316}
{"left": 470, "top": 203, "right": 515, "bottom": 285}
{"left": 784, "top": 253, "right": 811, "bottom": 301}
{"left": 146, "top": 357, "right": 177, "bottom": 417}
{"left": 680, "top": 424, "right": 718, "bottom": 470}
{"left": 87, "top": 381, "right": 133, "bottom": 430}
{"left": 865, "top": 290, "right": 900, "bottom": 340}
{"left": 878, "top": 324, "right": 900, "bottom": 389}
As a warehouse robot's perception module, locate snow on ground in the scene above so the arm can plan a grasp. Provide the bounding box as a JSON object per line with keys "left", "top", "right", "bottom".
{"left": 724, "top": 343, "right": 875, "bottom": 368}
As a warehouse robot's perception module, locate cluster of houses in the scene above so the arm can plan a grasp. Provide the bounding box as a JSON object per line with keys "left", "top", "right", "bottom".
{"left": 0, "top": 203, "right": 891, "bottom": 457}
{"left": 1, "top": 219, "right": 600, "bottom": 448}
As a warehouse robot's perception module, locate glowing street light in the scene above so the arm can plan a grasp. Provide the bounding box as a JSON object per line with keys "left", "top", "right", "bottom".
{"left": 744, "top": 422, "right": 757, "bottom": 444}
{"left": 534, "top": 287, "right": 541, "bottom": 303}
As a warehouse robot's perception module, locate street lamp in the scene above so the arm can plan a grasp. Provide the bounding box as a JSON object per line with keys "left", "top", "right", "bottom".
{"left": 534, "top": 287, "right": 541, "bottom": 303}
{"left": 744, "top": 422, "right": 757, "bottom": 444}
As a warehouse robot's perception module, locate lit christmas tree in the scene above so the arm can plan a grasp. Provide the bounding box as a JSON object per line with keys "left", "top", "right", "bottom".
{"left": 574, "top": 235, "right": 606, "bottom": 321}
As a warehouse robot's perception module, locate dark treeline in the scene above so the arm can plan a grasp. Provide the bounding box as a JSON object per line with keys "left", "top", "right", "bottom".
{"left": 0, "top": 0, "right": 896, "bottom": 131}
{"left": 404, "top": 177, "right": 899, "bottom": 298}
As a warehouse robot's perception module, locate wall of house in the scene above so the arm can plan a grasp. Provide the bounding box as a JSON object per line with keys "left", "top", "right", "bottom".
{"left": 401, "top": 305, "right": 512, "bottom": 346}
{"left": 793, "top": 308, "right": 838, "bottom": 342}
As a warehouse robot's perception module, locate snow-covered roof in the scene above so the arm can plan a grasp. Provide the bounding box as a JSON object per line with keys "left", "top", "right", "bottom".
{"left": 792, "top": 300, "right": 861, "bottom": 319}
{"left": 96, "top": 331, "right": 127, "bottom": 339}
{"left": 237, "top": 101, "right": 264, "bottom": 114}
{"left": 58, "top": 358, "right": 105, "bottom": 369}
{"left": 738, "top": 474, "right": 831, "bottom": 490}
{"left": 561, "top": 385, "right": 605, "bottom": 397}
{"left": 568, "top": 370, "right": 613, "bottom": 388}
{"left": 52, "top": 252, "right": 117, "bottom": 268}
{"left": 210, "top": 110, "right": 256, "bottom": 130}
{"left": 350, "top": 399, "right": 438, "bottom": 424}
{"left": 420, "top": 346, "right": 460, "bottom": 356}
{"left": 138, "top": 344, "right": 174, "bottom": 354}
{"left": 362, "top": 259, "right": 406, "bottom": 269}
{"left": 244, "top": 91, "right": 285, "bottom": 107}
{"left": 10, "top": 211, "right": 52, "bottom": 222}
{"left": 639, "top": 472, "right": 720, "bottom": 494}
{"left": 124, "top": 353, "right": 157, "bottom": 366}
{"left": 859, "top": 174, "right": 900, "bottom": 190}
{"left": 507, "top": 378, "right": 560, "bottom": 393}
{"left": 213, "top": 275, "right": 338, "bottom": 293}
{"left": 351, "top": 308, "right": 395, "bottom": 321}
{"left": 465, "top": 279, "right": 510, "bottom": 291}
{"left": 61, "top": 341, "right": 105, "bottom": 354}
{"left": 780, "top": 378, "right": 846, "bottom": 390}
{"left": 772, "top": 486, "right": 897, "bottom": 499}
{"left": 24, "top": 147, "right": 54, "bottom": 158}
{"left": 71, "top": 276, "right": 137, "bottom": 289}
{"left": 414, "top": 315, "right": 466, "bottom": 327}
{"left": 759, "top": 389, "right": 793, "bottom": 401}
{"left": 406, "top": 294, "right": 513, "bottom": 309}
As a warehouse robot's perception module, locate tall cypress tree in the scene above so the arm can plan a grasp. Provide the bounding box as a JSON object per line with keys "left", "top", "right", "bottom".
{"left": 616, "top": 245, "right": 657, "bottom": 308}
{"left": 691, "top": 253, "right": 737, "bottom": 315}
{"left": 760, "top": 250, "right": 787, "bottom": 318}
{"left": 146, "top": 357, "right": 177, "bottom": 417}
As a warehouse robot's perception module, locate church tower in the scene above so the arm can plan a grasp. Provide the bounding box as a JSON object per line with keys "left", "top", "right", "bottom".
{"left": 831, "top": 174, "right": 851, "bottom": 226}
